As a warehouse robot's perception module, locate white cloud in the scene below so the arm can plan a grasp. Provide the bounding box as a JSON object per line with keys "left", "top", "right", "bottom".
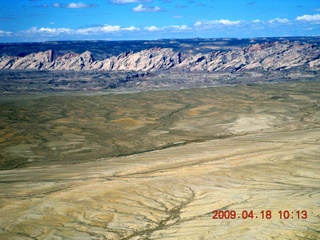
{"left": 145, "top": 25, "right": 190, "bottom": 32}
{"left": 296, "top": 14, "right": 320, "bottom": 22}
{"left": 33, "top": 27, "right": 73, "bottom": 35}
{"left": 145, "top": 26, "right": 159, "bottom": 31}
{"left": 68, "top": 3, "right": 89, "bottom": 8}
{"left": 269, "top": 18, "right": 289, "bottom": 24}
{"left": 194, "top": 19, "right": 241, "bottom": 27}
{"left": 217, "top": 19, "right": 241, "bottom": 25}
{"left": 171, "top": 25, "right": 189, "bottom": 31}
{"left": 132, "top": 4, "right": 162, "bottom": 12}
{"left": 0, "top": 30, "right": 12, "bottom": 36}
{"left": 22, "top": 25, "right": 139, "bottom": 37}
{"left": 124, "top": 26, "right": 138, "bottom": 31}
{"left": 52, "top": 2, "right": 97, "bottom": 8}
{"left": 77, "top": 25, "right": 138, "bottom": 34}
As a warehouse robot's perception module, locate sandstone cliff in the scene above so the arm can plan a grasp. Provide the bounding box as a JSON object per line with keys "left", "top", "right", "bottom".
{"left": 0, "top": 41, "right": 319, "bottom": 72}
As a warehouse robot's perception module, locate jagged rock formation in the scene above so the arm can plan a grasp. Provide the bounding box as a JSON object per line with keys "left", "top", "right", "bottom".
{"left": 177, "top": 42, "right": 320, "bottom": 72}
{"left": 0, "top": 41, "right": 319, "bottom": 72}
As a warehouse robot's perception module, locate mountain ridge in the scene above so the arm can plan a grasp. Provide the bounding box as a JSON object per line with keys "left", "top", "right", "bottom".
{"left": 1, "top": 41, "right": 319, "bottom": 72}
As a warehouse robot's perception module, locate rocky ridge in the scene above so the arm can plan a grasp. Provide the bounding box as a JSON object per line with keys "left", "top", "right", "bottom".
{"left": 0, "top": 41, "right": 319, "bottom": 72}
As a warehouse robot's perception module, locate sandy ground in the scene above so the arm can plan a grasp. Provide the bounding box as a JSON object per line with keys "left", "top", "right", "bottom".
{"left": 0, "top": 82, "right": 319, "bottom": 239}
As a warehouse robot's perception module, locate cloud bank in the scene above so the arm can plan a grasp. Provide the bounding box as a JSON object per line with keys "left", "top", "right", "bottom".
{"left": 296, "top": 14, "right": 320, "bottom": 23}
{"left": 2, "top": 15, "right": 320, "bottom": 42}
{"left": 23, "top": 25, "right": 139, "bottom": 36}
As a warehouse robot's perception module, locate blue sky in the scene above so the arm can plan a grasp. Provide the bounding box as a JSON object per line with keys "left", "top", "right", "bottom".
{"left": 0, "top": 0, "right": 320, "bottom": 42}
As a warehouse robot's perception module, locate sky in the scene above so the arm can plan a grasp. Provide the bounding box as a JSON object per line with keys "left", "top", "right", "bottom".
{"left": 0, "top": 0, "right": 320, "bottom": 42}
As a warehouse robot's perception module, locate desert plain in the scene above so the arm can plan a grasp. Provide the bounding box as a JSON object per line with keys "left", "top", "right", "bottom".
{"left": 0, "top": 81, "right": 319, "bottom": 239}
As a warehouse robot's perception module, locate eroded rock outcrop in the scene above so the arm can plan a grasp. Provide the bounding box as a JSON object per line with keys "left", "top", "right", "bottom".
{"left": 0, "top": 41, "right": 319, "bottom": 72}
{"left": 176, "top": 42, "right": 320, "bottom": 72}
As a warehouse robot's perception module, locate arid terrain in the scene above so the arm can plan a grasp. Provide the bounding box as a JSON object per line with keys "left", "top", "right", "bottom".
{"left": 0, "top": 38, "right": 319, "bottom": 239}
{"left": 0, "top": 81, "right": 319, "bottom": 239}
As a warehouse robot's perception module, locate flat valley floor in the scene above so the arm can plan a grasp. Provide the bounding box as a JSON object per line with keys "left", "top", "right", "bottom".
{"left": 0, "top": 82, "right": 319, "bottom": 239}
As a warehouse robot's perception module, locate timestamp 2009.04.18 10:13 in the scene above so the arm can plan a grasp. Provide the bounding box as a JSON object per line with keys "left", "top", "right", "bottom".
{"left": 212, "top": 210, "right": 308, "bottom": 220}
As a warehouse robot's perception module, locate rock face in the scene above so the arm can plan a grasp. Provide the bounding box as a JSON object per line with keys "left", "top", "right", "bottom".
{"left": 0, "top": 41, "right": 319, "bottom": 72}
{"left": 177, "top": 42, "right": 320, "bottom": 72}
